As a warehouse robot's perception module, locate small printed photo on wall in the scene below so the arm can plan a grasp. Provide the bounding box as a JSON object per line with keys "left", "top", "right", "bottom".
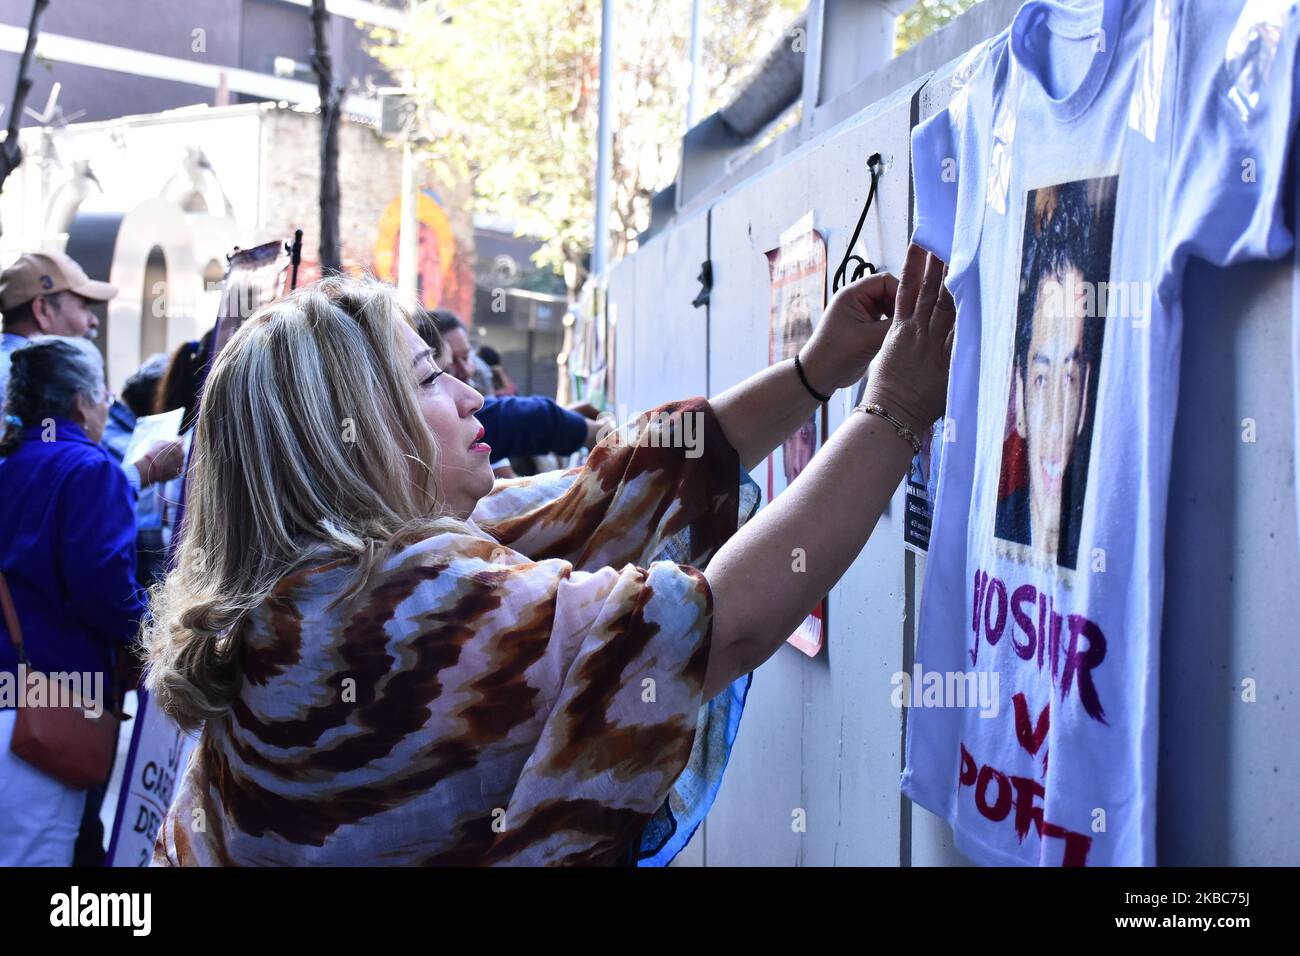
{"left": 766, "top": 213, "right": 828, "bottom": 656}
{"left": 995, "top": 175, "right": 1117, "bottom": 574}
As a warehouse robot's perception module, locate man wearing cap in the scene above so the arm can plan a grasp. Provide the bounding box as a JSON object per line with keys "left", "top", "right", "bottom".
{"left": 1, "top": 251, "right": 184, "bottom": 496}
{"left": 0, "top": 251, "right": 115, "bottom": 413}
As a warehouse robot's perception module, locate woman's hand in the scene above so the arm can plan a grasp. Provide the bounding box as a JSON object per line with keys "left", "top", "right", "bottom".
{"left": 861, "top": 243, "right": 955, "bottom": 435}
{"left": 797, "top": 270, "right": 900, "bottom": 394}
{"left": 134, "top": 438, "right": 186, "bottom": 489}
{"left": 709, "top": 244, "right": 953, "bottom": 475}
{"left": 704, "top": 244, "right": 957, "bottom": 699}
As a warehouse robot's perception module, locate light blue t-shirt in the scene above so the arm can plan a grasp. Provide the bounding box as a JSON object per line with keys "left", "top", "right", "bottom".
{"left": 904, "top": 0, "right": 1299, "bottom": 865}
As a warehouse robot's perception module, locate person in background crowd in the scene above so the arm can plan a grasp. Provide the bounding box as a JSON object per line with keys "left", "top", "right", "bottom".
{"left": 129, "top": 329, "right": 219, "bottom": 571}
{"left": 429, "top": 309, "right": 499, "bottom": 399}
{"left": 0, "top": 337, "right": 151, "bottom": 866}
{"left": 101, "top": 352, "right": 169, "bottom": 463}
{"left": 414, "top": 311, "right": 604, "bottom": 476}
{"left": 471, "top": 353, "right": 496, "bottom": 398}
{"left": 477, "top": 345, "right": 519, "bottom": 397}
{"left": 156, "top": 330, "right": 216, "bottom": 433}
{"left": 101, "top": 352, "right": 173, "bottom": 592}
{"left": 0, "top": 251, "right": 115, "bottom": 413}
{"left": 427, "top": 310, "right": 486, "bottom": 391}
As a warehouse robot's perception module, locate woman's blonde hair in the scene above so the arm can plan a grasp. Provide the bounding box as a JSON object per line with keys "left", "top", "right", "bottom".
{"left": 143, "top": 274, "right": 477, "bottom": 731}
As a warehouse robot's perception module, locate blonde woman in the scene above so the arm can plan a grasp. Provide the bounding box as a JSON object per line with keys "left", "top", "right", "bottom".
{"left": 145, "top": 244, "right": 954, "bottom": 865}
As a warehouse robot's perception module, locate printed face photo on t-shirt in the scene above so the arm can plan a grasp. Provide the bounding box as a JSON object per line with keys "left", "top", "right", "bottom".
{"left": 995, "top": 175, "right": 1116, "bottom": 571}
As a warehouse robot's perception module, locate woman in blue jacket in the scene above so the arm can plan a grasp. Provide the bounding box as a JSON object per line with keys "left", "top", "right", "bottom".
{"left": 0, "top": 336, "right": 146, "bottom": 866}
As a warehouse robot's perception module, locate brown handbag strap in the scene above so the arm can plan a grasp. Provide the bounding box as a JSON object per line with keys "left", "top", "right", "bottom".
{"left": 0, "top": 570, "right": 25, "bottom": 661}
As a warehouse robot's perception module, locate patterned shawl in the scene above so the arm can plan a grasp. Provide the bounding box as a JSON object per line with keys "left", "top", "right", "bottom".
{"left": 153, "top": 397, "right": 759, "bottom": 865}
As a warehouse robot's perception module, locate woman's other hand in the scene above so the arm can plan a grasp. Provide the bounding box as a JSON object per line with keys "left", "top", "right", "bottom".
{"left": 797, "top": 270, "right": 900, "bottom": 394}
{"left": 134, "top": 438, "right": 186, "bottom": 489}
{"left": 862, "top": 243, "right": 955, "bottom": 436}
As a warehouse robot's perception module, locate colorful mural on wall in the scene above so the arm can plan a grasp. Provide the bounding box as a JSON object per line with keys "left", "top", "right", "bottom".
{"left": 373, "top": 189, "right": 475, "bottom": 322}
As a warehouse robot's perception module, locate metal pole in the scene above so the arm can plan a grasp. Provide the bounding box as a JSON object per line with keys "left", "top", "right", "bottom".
{"left": 289, "top": 228, "right": 304, "bottom": 290}
{"left": 526, "top": 326, "right": 535, "bottom": 396}
{"left": 687, "top": 0, "right": 703, "bottom": 129}
{"left": 398, "top": 133, "right": 418, "bottom": 308}
{"left": 592, "top": 0, "right": 614, "bottom": 277}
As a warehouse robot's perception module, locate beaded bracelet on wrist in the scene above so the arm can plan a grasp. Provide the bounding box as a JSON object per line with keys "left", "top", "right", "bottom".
{"left": 854, "top": 401, "right": 923, "bottom": 454}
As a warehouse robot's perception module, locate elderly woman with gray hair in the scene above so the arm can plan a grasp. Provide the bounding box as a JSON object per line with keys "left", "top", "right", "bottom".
{"left": 0, "top": 336, "right": 150, "bottom": 865}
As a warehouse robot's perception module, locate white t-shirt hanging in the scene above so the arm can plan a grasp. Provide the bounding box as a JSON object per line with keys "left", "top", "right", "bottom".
{"left": 904, "top": 0, "right": 1300, "bottom": 866}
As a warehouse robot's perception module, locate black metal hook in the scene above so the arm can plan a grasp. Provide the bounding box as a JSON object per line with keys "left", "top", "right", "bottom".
{"left": 832, "top": 152, "right": 884, "bottom": 293}
{"left": 692, "top": 259, "right": 713, "bottom": 309}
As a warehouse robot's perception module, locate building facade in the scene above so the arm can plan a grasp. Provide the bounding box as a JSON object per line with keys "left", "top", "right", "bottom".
{"left": 0, "top": 0, "right": 401, "bottom": 127}
{"left": 0, "top": 102, "right": 474, "bottom": 390}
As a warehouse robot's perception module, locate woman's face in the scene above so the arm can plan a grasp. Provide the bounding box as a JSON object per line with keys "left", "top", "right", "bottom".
{"left": 399, "top": 321, "right": 495, "bottom": 518}
{"left": 75, "top": 382, "right": 110, "bottom": 444}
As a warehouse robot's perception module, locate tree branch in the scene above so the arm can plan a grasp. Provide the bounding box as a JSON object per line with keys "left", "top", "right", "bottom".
{"left": 0, "top": 0, "right": 51, "bottom": 234}
{"left": 310, "top": 0, "right": 342, "bottom": 273}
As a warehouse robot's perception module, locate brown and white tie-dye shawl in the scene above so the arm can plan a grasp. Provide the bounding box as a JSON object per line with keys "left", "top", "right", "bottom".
{"left": 153, "top": 397, "right": 760, "bottom": 866}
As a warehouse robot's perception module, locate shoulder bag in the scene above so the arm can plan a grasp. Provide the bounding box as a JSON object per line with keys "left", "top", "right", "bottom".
{"left": 0, "top": 570, "right": 122, "bottom": 789}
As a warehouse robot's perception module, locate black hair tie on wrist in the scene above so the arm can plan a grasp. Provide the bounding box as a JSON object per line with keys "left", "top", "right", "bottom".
{"left": 832, "top": 152, "right": 884, "bottom": 294}
{"left": 794, "top": 352, "right": 832, "bottom": 403}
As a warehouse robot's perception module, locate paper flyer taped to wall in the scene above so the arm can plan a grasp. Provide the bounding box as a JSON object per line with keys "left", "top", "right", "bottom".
{"left": 766, "top": 211, "right": 828, "bottom": 657}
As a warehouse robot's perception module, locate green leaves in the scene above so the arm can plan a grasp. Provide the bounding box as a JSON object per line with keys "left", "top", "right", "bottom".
{"left": 373, "top": 0, "right": 802, "bottom": 275}
{"left": 896, "top": 0, "right": 984, "bottom": 56}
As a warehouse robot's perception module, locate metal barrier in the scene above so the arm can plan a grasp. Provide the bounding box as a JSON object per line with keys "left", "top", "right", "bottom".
{"left": 600, "top": 1, "right": 1299, "bottom": 866}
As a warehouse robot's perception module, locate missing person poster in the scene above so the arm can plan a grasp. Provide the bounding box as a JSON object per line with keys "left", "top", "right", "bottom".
{"left": 904, "top": 419, "right": 946, "bottom": 554}
{"left": 766, "top": 213, "right": 828, "bottom": 657}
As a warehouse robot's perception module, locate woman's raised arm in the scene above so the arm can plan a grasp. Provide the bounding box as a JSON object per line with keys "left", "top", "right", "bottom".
{"left": 702, "top": 245, "right": 955, "bottom": 699}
